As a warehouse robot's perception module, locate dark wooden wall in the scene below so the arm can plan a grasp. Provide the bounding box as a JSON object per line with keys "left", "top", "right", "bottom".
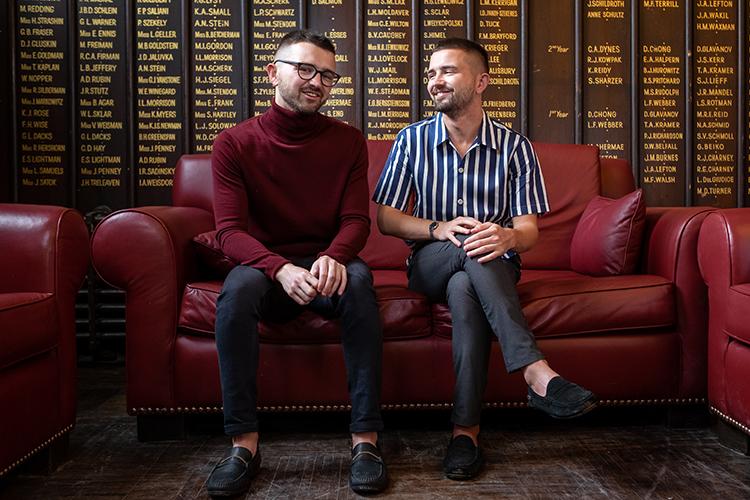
{"left": 1, "top": 0, "right": 12, "bottom": 203}
{"left": 8, "top": 0, "right": 750, "bottom": 212}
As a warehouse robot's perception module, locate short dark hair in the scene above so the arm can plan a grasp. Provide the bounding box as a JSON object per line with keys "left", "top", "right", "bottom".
{"left": 276, "top": 30, "right": 336, "bottom": 55}
{"left": 433, "top": 38, "right": 490, "bottom": 74}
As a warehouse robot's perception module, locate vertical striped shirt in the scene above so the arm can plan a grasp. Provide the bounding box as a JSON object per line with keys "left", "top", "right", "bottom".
{"left": 373, "top": 112, "right": 550, "bottom": 232}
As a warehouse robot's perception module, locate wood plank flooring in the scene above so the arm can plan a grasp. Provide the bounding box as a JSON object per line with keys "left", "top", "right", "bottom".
{"left": 2, "top": 366, "right": 750, "bottom": 499}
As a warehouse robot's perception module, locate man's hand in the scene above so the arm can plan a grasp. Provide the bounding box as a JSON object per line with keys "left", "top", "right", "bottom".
{"left": 275, "top": 263, "right": 319, "bottom": 305}
{"left": 434, "top": 216, "right": 481, "bottom": 246}
{"left": 463, "top": 222, "right": 517, "bottom": 263}
{"left": 310, "top": 255, "right": 347, "bottom": 297}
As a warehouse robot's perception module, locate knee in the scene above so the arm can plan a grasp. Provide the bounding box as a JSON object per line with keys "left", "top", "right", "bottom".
{"left": 219, "top": 266, "right": 270, "bottom": 304}
{"left": 446, "top": 272, "right": 473, "bottom": 303}
{"left": 344, "top": 259, "right": 374, "bottom": 293}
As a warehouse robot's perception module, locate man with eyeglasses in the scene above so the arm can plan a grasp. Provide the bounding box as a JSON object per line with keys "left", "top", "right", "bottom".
{"left": 374, "top": 38, "right": 597, "bottom": 480}
{"left": 206, "top": 30, "right": 387, "bottom": 496}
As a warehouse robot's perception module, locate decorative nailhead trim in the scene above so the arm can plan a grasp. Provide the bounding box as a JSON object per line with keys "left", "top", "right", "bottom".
{"left": 131, "top": 397, "right": 707, "bottom": 415}
{"left": 0, "top": 424, "right": 74, "bottom": 478}
{"left": 710, "top": 406, "right": 750, "bottom": 435}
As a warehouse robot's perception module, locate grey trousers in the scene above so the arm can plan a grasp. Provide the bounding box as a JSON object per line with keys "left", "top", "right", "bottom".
{"left": 408, "top": 236, "right": 544, "bottom": 426}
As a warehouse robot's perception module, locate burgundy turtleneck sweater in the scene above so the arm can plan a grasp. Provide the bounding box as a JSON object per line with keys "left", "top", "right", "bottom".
{"left": 211, "top": 100, "right": 370, "bottom": 279}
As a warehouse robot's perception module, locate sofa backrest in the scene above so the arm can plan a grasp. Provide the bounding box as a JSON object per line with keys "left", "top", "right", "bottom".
{"left": 173, "top": 141, "right": 634, "bottom": 271}
{"left": 173, "top": 154, "right": 213, "bottom": 213}
{"left": 523, "top": 143, "right": 601, "bottom": 269}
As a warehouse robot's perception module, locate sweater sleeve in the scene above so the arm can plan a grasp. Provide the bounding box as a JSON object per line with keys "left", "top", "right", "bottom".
{"left": 212, "top": 131, "right": 290, "bottom": 279}
{"left": 319, "top": 133, "right": 371, "bottom": 264}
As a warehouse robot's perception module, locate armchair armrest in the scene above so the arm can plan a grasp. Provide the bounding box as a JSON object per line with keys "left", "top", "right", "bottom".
{"left": 699, "top": 209, "right": 750, "bottom": 289}
{"left": 0, "top": 203, "right": 89, "bottom": 424}
{"left": 642, "top": 206, "right": 715, "bottom": 398}
{"left": 0, "top": 204, "right": 88, "bottom": 295}
{"left": 91, "top": 206, "right": 214, "bottom": 410}
{"left": 698, "top": 209, "right": 750, "bottom": 413}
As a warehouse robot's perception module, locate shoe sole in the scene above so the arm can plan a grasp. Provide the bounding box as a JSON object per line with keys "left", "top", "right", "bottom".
{"left": 350, "top": 482, "right": 388, "bottom": 495}
{"left": 444, "top": 457, "right": 484, "bottom": 481}
{"left": 542, "top": 397, "right": 599, "bottom": 420}
{"left": 207, "top": 487, "right": 249, "bottom": 497}
{"left": 445, "top": 470, "right": 479, "bottom": 481}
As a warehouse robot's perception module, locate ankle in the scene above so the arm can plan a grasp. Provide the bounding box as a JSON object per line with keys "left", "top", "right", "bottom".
{"left": 523, "top": 360, "right": 558, "bottom": 396}
{"left": 452, "top": 424, "right": 479, "bottom": 445}
{"left": 232, "top": 432, "right": 259, "bottom": 455}
{"left": 352, "top": 431, "right": 378, "bottom": 448}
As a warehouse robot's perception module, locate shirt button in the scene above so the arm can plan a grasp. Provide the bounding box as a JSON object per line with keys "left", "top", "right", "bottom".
{"left": 457, "top": 199, "right": 464, "bottom": 205}
{"left": 458, "top": 168, "right": 464, "bottom": 173}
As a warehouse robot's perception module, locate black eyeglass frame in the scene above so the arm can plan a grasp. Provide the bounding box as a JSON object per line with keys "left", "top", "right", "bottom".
{"left": 273, "top": 59, "right": 341, "bottom": 87}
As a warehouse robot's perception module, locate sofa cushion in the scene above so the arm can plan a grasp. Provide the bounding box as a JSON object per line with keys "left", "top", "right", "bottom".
{"left": 570, "top": 189, "right": 646, "bottom": 276}
{"left": 432, "top": 269, "right": 674, "bottom": 339}
{"left": 0, "top": 292, "right": 57, "bottom": 370}
{"left": 192, "top": 230, "right": 237, "bottom": 276}
{"left": 178, "top": 280, "right": 431, "bottom": 342}
{"left": 726, "top": 284, "right": 750, "bottom": 344}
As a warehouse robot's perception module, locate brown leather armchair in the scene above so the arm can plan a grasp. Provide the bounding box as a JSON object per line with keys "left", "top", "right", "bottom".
{"left": 699, "top": 208, "right": 750, "bottom": 451}
{"left": 0, "top": 204, "right": 89, "bottom": 476}
{"left": 91, "top": 142, "right": 714, "bottom": 439}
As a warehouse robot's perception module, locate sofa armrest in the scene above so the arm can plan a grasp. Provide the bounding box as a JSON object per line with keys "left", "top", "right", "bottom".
{"left": 642, "top": 206, "right": 715, "bottom": 398}
{"left": 91, "top": 206, "right": 214, "bottom": 410}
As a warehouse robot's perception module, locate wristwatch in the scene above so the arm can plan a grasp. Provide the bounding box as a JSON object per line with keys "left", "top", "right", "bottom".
{"left": 428, "top": 221, "right": 439, "bottom": 240}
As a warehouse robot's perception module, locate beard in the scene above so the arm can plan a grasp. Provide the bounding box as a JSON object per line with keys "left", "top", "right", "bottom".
{"left": 432, "top": 84, "right": 474, "bottom": 118}
{"left": 277, "top": 80, "right": 327, "bottom": 114}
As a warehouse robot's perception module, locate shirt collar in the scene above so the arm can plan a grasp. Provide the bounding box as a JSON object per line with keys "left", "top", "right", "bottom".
{"left": 432, "top": 111, "right": 500, "bottom": 151}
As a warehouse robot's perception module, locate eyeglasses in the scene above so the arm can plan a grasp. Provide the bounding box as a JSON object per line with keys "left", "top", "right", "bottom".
{"left": 274, "top": 59, "right": 341, "bottom": 87}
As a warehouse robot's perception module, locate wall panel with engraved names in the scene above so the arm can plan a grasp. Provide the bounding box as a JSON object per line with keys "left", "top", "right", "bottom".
{"left": 639, "top": 1, "right": 687, "bottom": 207}
{"left": 583, "top": 0, "right": 630, "bottom": 161}
{"left": 135, "top": 0, "right": 185, "bottom": 205}
{"left": 308, "top": 0, "right": 360, "bottom": 127}
{"left": 476, "top": 0, "right": 522, "bottom": 132}
{"left": 420, "top": 0, "right": 468, "bottom": 118}
{"left": 14, "top": 0, "right": 72, "bottom": 205}
{"left": 190, "top": 0, "right": 247, "bottom": 153}
{"left": 364, "top": 0, "right": 416, "bottom": 140}
{"left": 76, "top": 0, "right": 130, "bottom": 212}
{"left": 250, "top": 0, "right": 301, "bottom": 116}
{"left": 528, "top": 0, "right": 576, "bottom": 143}
{"left": 692, "top": 0, "right": 739, "bottom": 207}
{"left": 7, "top": 0, "right": 750, "bottom": 209}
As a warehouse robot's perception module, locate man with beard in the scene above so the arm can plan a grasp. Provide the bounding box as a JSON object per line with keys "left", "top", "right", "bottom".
{"left": 206, "top": 30, "right": 387, "bottom": 497}
{"left": 374, "top": 38, "right": 597, "bottom": 480}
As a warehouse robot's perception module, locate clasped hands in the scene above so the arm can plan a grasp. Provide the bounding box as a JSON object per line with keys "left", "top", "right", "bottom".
{"left": 433, "top": 216, "right": 516, "bottom": 263}
{"left": 275, "top": 255, "right": 347, "bottom": 305}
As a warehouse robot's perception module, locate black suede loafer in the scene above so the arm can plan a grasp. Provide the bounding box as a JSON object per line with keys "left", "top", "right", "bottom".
{"left": 443, "top": 435, "right": 484, "bottom": 480}
{"left": 206, "top": 446, "right": 261, "bottom": 497}
{"left": 527, "top": 376, "right": 598, "bottom": 419}
{"left": 350, "top": 442, "right": 388, "bottom": 494}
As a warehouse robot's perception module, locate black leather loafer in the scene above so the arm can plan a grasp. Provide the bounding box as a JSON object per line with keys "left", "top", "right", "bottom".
{"left": 206, "top": 446, "right": 261, "bottom": 497}
{"left": 443, "top": 435, "right": 483, "bottom": 480}
{"left": 527, "top": 376, "right": 598, "bottom": 419}
{"left": 350, "top": 442, "right": 388, "bottom": 494}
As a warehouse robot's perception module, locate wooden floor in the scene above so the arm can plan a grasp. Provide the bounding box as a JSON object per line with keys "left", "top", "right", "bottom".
{"left": 2, "top": 366, "right": 750, "bottom": 499}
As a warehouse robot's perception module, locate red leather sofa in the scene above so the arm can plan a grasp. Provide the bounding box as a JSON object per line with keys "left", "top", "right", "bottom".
{"left": 698, "top": 209, "right": 750, "bottom": 446}
{"left": 91, "top": 142, "right": 713, "bottom": 437}
{"left": 0, "top": 204, "right": 89, "bottom": 476}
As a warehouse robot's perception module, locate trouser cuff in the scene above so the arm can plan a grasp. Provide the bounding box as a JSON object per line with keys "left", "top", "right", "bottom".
{"left": 505, "top": 352, "right": 545, "bottom": 374}
{"left": 225, "top": 422, "right": 259, "bottom": 437}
